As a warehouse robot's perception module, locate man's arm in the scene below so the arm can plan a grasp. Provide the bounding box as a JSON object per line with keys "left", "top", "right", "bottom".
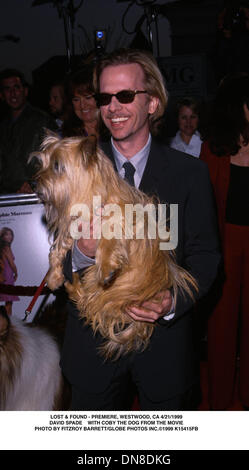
{"left": 73, "top": 161, "right": 220, "bottom": 323}
{"left": 73, "top": 238, "right": 175, "bottom": 321}
{"left": 127, "top": 160, "right": 221, "bottom": 323}
{"left": 175, "top": 161, "right": 220, "bottom": 313}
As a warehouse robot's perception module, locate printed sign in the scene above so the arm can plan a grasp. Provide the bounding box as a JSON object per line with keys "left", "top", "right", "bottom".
{"left": 157, "top": 54, "right": 207, "bottom": 98}
{"left": 0, "top": 194, "right": 53, "bottom": 320}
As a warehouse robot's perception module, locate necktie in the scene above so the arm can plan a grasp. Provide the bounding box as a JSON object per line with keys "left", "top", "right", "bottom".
{"left": 123, "top": 161, "right": 135, "bottom": 186}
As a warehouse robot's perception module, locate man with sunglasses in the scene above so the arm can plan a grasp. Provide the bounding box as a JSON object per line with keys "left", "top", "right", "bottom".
{"left": 61, "top": 48, "right": 220, "bottom": 410}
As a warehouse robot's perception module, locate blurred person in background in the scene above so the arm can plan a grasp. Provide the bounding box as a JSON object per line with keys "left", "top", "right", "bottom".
{"left": 200, "top": 73, "right": 249, "bottom": 410}
{"left": 214, "top": 1, "right": 249, "bottom": 82}
{"left": 170, "top": 97, "right": 203, "bottom": 158}
{"left": 0, "top": 68, "right": 56, "bottom": 194}
{"left": 49, "top": 80, "right": 67, "bottom": 135}
{"left": 62, "top": 65, "right": 100, "bottom": 139}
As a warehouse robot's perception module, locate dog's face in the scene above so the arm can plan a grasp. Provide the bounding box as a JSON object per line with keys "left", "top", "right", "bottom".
{"left": 35, "top": 134, "right": 101, "bottom": 230}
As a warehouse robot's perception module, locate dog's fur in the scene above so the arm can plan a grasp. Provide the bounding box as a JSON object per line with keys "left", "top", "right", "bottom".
{"left": 0, "top": 305, "right": 68, "bottom": 410}
{"left": 34, "top": 134, "right": 197, "bottom": 360}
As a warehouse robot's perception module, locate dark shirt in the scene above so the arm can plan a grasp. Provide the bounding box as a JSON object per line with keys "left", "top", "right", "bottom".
{"left": 0, "top": 103, "right": 56, "bottom": 194}
{"left": 225, "top": 164, "right": 249, "bottom": 226}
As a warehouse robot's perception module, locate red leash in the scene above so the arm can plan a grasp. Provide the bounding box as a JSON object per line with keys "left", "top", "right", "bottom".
{"left": 23, "top": 273, "right": 48, "bottom": 321}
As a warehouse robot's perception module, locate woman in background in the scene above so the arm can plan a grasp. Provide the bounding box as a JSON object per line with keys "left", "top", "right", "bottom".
{"left": 0, "top": 227, "right": 19, "bottom": 316}
{"left": 170, "top": 97, "right": 202, "bottom": 158}
{"left": 200, "top": 73, "right": 249, "bottom": 410}
{"left": 62, "top": 65, "right": 99, "bottom": 139}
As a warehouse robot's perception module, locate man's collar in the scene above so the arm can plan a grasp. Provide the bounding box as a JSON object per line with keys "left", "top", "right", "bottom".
{"left": 111, "top": 134, "right": 151, "bottom": 188}
{"left": 111, "top": 134, "right": 151, "bottom": 169}
{"left": 99, "top": 136, "right": 170, "bottom": 197}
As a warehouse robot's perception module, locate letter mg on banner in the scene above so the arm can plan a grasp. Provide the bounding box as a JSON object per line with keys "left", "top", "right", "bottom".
{"left": 157, "top": 53, "right": 207, "bottom": 99}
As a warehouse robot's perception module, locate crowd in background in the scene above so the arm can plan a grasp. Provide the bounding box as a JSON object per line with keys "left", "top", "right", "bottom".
{"left": 0, "top": 55, "right": 211, "bottom": 195}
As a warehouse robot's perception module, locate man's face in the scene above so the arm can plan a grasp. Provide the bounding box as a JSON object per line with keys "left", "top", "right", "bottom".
{"left": 49, "top": 86, "right": 64, "bottom": 117}
{"left": 99, "top": 63, "right": 158, "bottom": 149}
{"left": 1, "top": 76, "right": 27, "bottom": 114}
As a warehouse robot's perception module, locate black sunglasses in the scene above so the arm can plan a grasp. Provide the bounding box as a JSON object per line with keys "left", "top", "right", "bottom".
{"left": 94, "top": 89, "right": 148, "bottom": 107}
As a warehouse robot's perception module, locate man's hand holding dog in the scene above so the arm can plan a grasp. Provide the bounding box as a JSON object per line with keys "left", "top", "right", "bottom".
{"left": 126, "top": 289, "right": 173, "bottom": 323}
{"left": 77, "top": 220, "right": 98, "bottom": 258}
{"left": 77, "top": 235, "right": 173, "bottom": 323}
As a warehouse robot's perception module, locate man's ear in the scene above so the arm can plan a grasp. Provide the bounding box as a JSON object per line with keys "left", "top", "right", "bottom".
{"left": 148, "top": 95, "right": 159, "bottom": 115}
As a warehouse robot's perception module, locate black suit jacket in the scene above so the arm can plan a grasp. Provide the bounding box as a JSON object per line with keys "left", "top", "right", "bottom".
{"left": 61, "top": 139, "right": 220, "bottom": 401}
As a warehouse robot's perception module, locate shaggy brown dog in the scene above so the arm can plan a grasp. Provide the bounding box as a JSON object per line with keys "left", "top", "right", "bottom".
{"left": 34, "top": 134, "right": 197, "bottom": 359}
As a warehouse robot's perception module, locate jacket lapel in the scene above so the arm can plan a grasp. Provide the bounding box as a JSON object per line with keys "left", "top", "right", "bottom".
{"left": 63, "top": 249, "right": 73, "bottom": 283}
{"left": 100, "top": 138, "right": 170, "bottom": 202}
{"left": 139, "top": 139, "right": 170, "bottom": 203}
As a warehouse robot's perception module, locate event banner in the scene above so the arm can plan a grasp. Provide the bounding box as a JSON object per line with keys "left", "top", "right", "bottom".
{"left": 157, "top": 53, "right": 207, "bottom": 99}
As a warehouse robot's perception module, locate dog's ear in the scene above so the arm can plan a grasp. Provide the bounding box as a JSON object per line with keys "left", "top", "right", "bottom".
{"left": 41, "top": 130, "right": 62, "bottom": 150}
{"left": 29, "top": 131, "right": 61, "bottom": 166}
{"left": 80, "top": 135, "right": 98, "bottom": 167}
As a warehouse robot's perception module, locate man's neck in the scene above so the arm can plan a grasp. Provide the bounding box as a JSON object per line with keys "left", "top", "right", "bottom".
{"left": 112, "top": 133, "right": 150, "bottom": 159}
{"left": 180, "top": 131, "right": 192, "bottom": 145}
{"left": 11, "top": 104, "right": 26, "bottom": 120}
